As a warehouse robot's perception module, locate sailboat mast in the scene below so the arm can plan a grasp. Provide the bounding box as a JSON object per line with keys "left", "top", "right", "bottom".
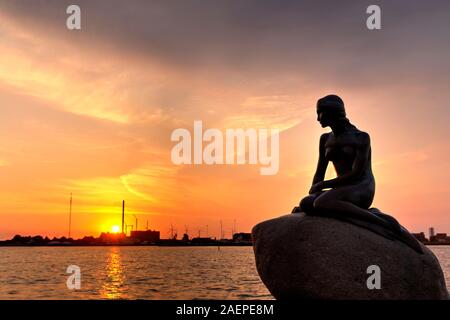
{"left": 68, "top": 192, "right": 72, "bottom": 239}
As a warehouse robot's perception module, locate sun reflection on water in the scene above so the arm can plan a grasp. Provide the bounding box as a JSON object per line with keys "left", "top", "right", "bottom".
{"left": 100, "top": 247, "right": 126, "bottom": 299}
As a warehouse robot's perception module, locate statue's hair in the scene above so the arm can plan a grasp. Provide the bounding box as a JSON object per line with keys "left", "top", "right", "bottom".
{"left": 317, "top": 94, "right": 346, "bottom": 118}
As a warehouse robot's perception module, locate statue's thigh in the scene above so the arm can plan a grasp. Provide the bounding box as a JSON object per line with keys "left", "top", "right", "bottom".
{"left": 300, "top": 192, "right": 323, "bottom": 212}
{"left": 317, "top": 185, "right": 371, "bottom": 208}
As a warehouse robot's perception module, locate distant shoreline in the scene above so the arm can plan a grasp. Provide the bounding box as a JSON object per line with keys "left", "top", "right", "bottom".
{"left": 0, "top": 243, "right": 448, "bottom": 247}
{"left": 0, "top": 243, "right": 253, "bottom": 247}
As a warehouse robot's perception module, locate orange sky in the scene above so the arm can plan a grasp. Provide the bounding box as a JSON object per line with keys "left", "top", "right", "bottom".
{"left": 0, "top": 1, "right": 449, "bottom": 239}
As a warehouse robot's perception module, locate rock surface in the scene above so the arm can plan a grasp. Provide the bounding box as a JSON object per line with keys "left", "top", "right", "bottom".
{"left": 252, "top": 212, "right": 448, "bottom": 300}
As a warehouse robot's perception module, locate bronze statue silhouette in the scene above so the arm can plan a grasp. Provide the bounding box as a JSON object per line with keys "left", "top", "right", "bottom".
{"left": 292, "top": 95, "right": 423, "bottom": 254}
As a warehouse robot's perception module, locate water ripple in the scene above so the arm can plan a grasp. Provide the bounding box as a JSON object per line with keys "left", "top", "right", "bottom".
{"left": 0, "top": 246, "right": 448, "bottom": 299}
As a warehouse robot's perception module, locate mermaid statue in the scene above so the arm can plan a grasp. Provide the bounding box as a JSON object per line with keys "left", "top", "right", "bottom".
{"left": 292, "top": 94, "right": 423, "bottom": 254}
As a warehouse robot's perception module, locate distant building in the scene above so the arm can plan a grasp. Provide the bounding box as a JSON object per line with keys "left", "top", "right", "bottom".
{"left": 412, "top": 232, "right": 428, "bottom": 243}
{"left": 430, "top": 233, "right": 448, "bottom": 242}
{"left": 99, "top": 232, "right": 125, "bottom": 244}
{"left": 429, "top": 227, "right": 435, "bottom": 239}
{"left": 181, "top": 233, "right": 189, "bottom": 242}
{"left": 130, "top": 230, "right": 160, "bottom": 243}
{"left": 77, "top": 236, "right": 96, "bottom": 245}
{"left": 233, "top": 232, "right": 252, "bottom": 243}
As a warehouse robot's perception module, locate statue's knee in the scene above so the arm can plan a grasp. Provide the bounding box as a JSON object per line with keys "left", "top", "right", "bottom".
{"left": 313, "top": 196, "right": 329, "bottom": 210}
{"left": 300, "top": 196, "right": 315, "bottom": 213}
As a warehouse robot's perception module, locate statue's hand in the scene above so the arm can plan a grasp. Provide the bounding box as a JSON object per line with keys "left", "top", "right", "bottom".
{"left": 309, "top": 181, "right": 324, "bottom": 194}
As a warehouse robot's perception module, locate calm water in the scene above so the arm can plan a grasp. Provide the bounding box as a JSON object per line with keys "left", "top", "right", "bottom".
{"left": 0, "top": 246, "right": 448, "bottom": 299}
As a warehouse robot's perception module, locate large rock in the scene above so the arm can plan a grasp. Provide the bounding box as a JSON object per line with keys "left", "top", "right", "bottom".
{"left": 252, "top": 212, "right": 448, "bottom": 300}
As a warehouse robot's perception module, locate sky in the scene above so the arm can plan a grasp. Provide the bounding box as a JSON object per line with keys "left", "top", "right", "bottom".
{"left": 0, "top": 0, "right": 449, "bottom": 239}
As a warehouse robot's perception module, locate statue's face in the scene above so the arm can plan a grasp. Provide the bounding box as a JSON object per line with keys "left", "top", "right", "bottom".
{"left": 317, "top": 111, "right": 333, "bottom": 128}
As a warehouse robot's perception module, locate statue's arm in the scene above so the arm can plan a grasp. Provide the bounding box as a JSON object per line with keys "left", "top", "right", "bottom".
{"left": 322, "top": 132, "right": 370, "bottom": 189}
{"left": 312, "top": 133, "right": 329, "bottom": 185}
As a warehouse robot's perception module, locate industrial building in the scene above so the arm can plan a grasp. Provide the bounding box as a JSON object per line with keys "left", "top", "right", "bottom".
{"left": 130, "top": 230, "right": 160, "bottom": 243}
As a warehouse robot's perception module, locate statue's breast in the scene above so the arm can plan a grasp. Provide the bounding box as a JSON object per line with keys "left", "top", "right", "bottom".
{"left": 324, "top": 147, "right": 335, "bottom": 160}
{"left": 325, "top": 144, "right": 356, "bottom": 161}
{"left": 342, "top": 146, "right": 356, "bottom": 157}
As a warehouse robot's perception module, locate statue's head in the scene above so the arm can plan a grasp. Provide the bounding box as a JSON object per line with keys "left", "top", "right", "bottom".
{"left": 316, "top": 94, "right": 346, "bottom": 128}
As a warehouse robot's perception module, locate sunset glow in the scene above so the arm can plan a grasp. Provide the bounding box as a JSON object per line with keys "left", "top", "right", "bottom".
{"left": 111, "top": 226, "right": 120, "bottom": 234}
{"left": 0, "top": 1, "right": 449, "bottom": 241}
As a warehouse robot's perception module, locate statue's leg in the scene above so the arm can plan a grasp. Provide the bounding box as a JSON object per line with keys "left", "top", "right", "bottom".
{"left": 313, "top": 188, "right": 423, "bottom": 254}
{"left": 369, "top": 208, "right": 402, "bottom": 233}
{"left": 313, "top": 187, "right": 395, "bottom": 232}
{"left": 292, "top": 192, "right": 324, "bottom": 214}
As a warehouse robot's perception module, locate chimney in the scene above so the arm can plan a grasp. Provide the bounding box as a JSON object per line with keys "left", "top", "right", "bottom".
{"left": 122, "top": 200, "right": 125, "bottom": 234}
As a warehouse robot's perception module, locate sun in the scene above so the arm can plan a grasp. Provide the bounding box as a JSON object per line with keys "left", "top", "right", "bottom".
{"left": 111, "top": 225, "right": 120, "bottom": 233}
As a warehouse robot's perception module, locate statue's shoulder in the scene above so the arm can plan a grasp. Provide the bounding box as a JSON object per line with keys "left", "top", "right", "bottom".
{"left": 320, "top": 132, "right": 331, "bottom": 141}
{"left": 319, "top": 132, "right": 331, "bottom": 146}
{"left": 354, "top": 130, "right": 371, "bottom": 146}
{"left": 355, "top": 130, "right": 370, "bottom": 139}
